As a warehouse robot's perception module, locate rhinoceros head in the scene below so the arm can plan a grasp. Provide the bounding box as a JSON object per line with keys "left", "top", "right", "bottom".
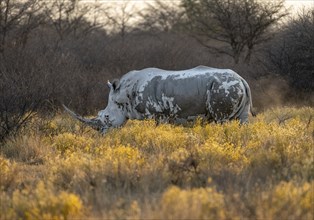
{"left": 63, "top": 80, "right": 126, "bottom": 134}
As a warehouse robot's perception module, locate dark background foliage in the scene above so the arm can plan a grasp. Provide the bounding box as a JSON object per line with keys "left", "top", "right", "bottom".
{"left": 0, "top": 0, "right": 313, "bottom": 141}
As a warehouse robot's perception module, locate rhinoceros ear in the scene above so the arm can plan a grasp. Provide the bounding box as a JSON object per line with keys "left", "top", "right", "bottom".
{"left": 107, "top": 80, "right": 113, "bottom": 89}
{"left": 112, "top": 79, "right": 120, "bottom": 91}
{"left": 107, "top": 79, "right": 120, "bottom": 91}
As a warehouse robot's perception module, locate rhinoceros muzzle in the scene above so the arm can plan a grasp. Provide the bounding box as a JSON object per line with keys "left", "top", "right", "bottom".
{"left": 63, "top": 105, "right": 108, "bottom": 133}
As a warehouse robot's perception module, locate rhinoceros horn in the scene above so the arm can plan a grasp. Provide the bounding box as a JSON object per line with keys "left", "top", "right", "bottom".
{"left": 62, "top": 105, "right": 104, "bottom": 131}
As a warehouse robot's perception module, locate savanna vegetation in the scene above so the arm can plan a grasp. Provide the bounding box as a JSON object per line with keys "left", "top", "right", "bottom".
{"left": 1, "top": 0, "right": 314, "bottom": 219}
{"left": 1, "top": 0, "right": 313, "bottom": 141}
{"left": 1, "top": 107, "right": 313, "bottom": 219}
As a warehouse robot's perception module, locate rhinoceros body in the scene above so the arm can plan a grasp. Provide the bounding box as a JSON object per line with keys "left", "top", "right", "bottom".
{"left": 64, "top": 66, "right": 254, "bottom": 133}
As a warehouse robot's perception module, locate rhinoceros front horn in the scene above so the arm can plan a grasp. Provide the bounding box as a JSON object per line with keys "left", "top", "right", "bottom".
{"left": 62, "top": 105, "right": 104, "bottom": 131}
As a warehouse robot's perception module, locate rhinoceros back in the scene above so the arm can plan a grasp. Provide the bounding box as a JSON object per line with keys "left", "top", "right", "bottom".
{"left": 115, "top": 66, "right": 249, "bottom": 122}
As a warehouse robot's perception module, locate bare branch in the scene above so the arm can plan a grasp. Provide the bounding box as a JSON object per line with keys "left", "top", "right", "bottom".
{"left": 182, "top": 0, "right": 288, "bottom": 64}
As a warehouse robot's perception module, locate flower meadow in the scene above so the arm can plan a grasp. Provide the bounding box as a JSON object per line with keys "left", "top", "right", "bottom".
{"left": 0, "top": 107, "right": 313, "bottom": 219}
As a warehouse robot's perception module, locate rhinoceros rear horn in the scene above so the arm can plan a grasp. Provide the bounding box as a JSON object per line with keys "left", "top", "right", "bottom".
{"left": 62, "top": 105, "right": 104, "bottom": 130}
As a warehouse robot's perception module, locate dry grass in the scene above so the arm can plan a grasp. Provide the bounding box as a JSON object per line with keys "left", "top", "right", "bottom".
{"left": 0, "top": 107, "right": 313, "bottom": 219}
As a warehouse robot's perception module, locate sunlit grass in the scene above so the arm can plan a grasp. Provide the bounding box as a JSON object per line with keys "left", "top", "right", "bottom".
{"left": 0, "top": 107, "right": 313, "bottom": 219}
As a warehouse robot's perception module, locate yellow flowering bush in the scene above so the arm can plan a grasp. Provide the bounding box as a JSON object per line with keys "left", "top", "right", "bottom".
{"left": 0, "top": 156, "right": 17, "bottom": 191}
{"left": 257, "top": 181, "right": 313, "bottom": 219}
{"left": 47, "top": 152, "right": 91, "bottom": 189}
{"left": 197, "top": 141, "right": 248, "bottom": 174}
{"left": 24, "top": 113, "right": 88, "bottom": 137}
{"left": 53, "top": 132, "right": 94, "bottom": 154}
{"left": 0, "top": 107, "right": 313, "bottom": 219}
{"left": 0, "top": 155, "right": 11, "bottom": 180}
{"left": 159, "top": 186, "right": 225, "bottom": 219}
{"left": 49, "top": 145, "right": 145, "bottom": 192}
{"left": 1, "top": 181, "right": 83, "bottom": 220}
{"left": 103, "top": 199, "right": 142, "bottom": 219}
{"left": 105, "top": 120, "right": 189, "bottom": 153}
{"left": 0, "top": 134, "right": 49, "bottom": 164}
{"left": 102, "top": 145, "right": 145, "bottom": 170}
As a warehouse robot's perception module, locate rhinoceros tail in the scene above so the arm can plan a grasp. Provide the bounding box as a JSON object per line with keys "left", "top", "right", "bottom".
{"left": 241, "top": 79, "right": 256, "bottom": 117}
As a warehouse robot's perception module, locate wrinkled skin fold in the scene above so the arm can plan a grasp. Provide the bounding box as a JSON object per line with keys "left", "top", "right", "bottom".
{"left": 64, "top": 66, "right": 255, "bottom": 133}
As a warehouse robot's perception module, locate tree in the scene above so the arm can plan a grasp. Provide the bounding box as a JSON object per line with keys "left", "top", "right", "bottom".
{"left": 0, "top": 0, "right": 44, "bottom": 53}
{"left": 0, "top": 53, "right": 48, "bottom": 141}
{"left": 268, "top": 9, "right": 314, "bottom": 93}
{"left": 43, "top": 0, "right": 102, "bottom": 44}
{"left": 103, "top": 0, "right": 136, "bottom": 39}
{"left": 138, "top": 0, "right": 184, "bottom": 33}
{"left": 181, "top": 0, "right": 287, "bottom": 63}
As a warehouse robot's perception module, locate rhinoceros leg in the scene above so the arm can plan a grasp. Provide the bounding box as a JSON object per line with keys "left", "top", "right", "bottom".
{"left": 237, "top": 103, "right": 249, "bottom": 124}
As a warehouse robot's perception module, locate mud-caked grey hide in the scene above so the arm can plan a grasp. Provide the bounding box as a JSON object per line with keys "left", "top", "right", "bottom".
{"left": 64, "top": 66, "right": 255, "bottom": 134}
